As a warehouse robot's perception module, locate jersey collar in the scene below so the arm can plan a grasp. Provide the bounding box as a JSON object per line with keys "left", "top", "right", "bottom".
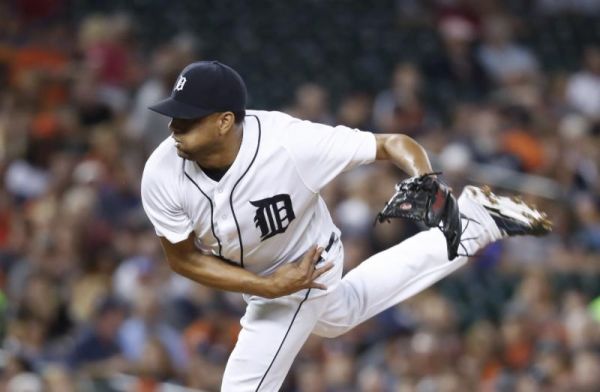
{"left": 186, "top": 114, "right": 260, "bottom": 188}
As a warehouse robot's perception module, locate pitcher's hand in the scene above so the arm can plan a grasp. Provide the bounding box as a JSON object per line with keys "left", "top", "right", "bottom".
{"left": 262, "top": 246, "right": 333, "bottom": 298}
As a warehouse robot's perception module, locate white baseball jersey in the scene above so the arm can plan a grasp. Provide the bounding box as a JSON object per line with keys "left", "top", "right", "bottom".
{"left": 141, "top": 109, "right": 376, "bottom": 283}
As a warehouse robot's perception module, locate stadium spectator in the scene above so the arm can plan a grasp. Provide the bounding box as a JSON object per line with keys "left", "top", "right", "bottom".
{"left": 566, "top": 45, "right": 600, "bottom": 123}
{"left": 478, "top": 15, "right": 540, "bottom": 86}
{"left": 66, "top": 296, "right": 129, "bottom": 377}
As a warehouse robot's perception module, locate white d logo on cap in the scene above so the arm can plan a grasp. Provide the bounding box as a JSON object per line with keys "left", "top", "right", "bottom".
{"left": 174, "top": 76, "right": 187, "bottom": 91}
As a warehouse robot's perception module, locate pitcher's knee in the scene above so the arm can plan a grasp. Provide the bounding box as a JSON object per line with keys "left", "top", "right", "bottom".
{"left": 313, "top": 319, "right": 357, "bottom": 338}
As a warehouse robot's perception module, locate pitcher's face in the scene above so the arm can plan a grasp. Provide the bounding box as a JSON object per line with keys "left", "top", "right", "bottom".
{"left": 169, "top": 114, "right": 222, "bottom": 159}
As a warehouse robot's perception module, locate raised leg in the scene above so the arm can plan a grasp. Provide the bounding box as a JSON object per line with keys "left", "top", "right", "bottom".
{"left": 313, "top": 188, "right": 501, "bottom": 338}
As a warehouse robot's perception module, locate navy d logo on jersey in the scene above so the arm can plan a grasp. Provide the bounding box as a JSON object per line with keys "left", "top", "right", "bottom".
{"left": 250, "top": 194, "right": 296, "bottom": 241}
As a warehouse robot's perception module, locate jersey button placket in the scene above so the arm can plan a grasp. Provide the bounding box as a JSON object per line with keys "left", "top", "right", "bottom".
{"left": 214, "top": 187, "right": 231, "bottom": 258}
{"left": 215, "top": 191, "right": 226, "bottom": 220}
{"left": 214, "top": 189, "right": 229, "bottom": 229}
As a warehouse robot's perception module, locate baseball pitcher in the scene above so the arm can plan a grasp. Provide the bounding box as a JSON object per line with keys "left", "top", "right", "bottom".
{"left": 141, "top": 61, "right": 551, "bottom": 391}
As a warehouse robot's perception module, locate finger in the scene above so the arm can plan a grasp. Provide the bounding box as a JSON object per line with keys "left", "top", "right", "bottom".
{"left": 303, "top": 247, "right": 323, "bottom": 272}
{"left": 309, "top": 282, "right": 328, "bottom": 291}
{"left": 308, "top": 248, "right": 325, "bottom": 277}
{"left": 299, "top": 248, "right": 317, "bottom": 280}
{"left": 300, "top": 246, "right": 319, "bottom": 266}
{"left": 312, "top": 247, "right": 324, "bottom": 262}
{"left": 313, "top": 262, "right": 334, "bottom": 278}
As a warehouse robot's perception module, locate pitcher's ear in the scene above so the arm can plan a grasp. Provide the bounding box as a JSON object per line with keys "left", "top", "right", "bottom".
{"left": 217, "top": 112, "right": 235, "bottom": 136}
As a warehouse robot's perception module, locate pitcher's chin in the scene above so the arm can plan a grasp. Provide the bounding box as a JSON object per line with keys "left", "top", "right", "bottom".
{"left": 176, "top": 148, "right": 190, "bottom": 160}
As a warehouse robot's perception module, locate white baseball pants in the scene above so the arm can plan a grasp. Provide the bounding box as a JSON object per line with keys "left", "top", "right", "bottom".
{"left": 221, "top": 190, "right": 500, "bottom": 391}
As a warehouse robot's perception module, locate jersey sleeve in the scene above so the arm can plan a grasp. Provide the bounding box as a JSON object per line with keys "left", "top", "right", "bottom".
{"left": 141, "top": 166, "right": 193, "bottom": 244}
{"left": 282, "top": 117, "right": 377, "bottom": 192}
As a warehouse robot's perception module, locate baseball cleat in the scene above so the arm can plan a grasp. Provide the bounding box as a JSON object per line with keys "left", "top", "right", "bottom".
{"left": 464, "top": 185, "right": 552, "bottom": 237}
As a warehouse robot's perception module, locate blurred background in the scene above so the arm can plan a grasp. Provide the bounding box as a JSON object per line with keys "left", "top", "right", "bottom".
{"left": 0, "top": 0, "right": 599, "bottom": 391}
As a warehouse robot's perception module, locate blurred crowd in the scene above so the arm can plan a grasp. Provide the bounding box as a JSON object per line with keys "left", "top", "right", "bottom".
{"left": 0, "top": 0, "right": 599, "bottom": 391}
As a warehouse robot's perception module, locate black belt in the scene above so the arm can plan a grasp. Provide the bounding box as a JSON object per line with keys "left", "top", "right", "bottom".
{"left": 325, "top": 232, "right": 337, "bottom": 251}
{"left": 317, "top": 232, "right": 338, "bottom": 264}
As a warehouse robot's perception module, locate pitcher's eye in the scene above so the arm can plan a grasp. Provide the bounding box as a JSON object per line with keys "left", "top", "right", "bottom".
{"left": 169, "top": 118, "right": 198, "bottom": 134}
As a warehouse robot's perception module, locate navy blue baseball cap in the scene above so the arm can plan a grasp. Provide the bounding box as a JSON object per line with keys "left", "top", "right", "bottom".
{"left": 148, "top": 60, "right": 247, "bottom": 119}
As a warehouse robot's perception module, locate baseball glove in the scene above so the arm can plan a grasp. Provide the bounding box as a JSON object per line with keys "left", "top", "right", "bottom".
{"left": 375, "top": 173, "right": 462, "bottom": 260}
